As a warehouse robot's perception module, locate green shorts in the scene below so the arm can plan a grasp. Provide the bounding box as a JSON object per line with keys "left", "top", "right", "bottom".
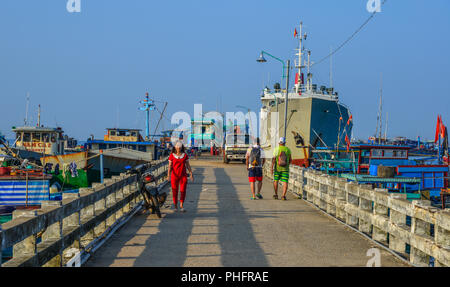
{"left": 273, "top": 170, "right": 289, "bottom": 183}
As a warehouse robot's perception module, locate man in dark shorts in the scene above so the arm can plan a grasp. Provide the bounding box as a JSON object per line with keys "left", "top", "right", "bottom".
{"left": 246, "top": 138, "right": 265, "bottom": 200}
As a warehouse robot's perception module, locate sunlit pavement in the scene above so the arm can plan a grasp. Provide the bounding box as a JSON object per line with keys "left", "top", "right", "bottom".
{"left": 86, "top": 157, "right": 408, "bottom": 267}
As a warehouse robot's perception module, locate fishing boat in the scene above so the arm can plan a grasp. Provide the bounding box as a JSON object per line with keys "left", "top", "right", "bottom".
{"left": 40, "top": 147, "right": 153, "bottom": 189}
{"left": 9, "top": 126, "right": 67, "bottom": 161}
{"left": 313, "top": 143, "right": 449, "bottom": 200}
{"left": 259, "top": 22, "right": 352, "bottom": 167}
{"left": 85, "top": 128, "right": 161, "bottom": 160}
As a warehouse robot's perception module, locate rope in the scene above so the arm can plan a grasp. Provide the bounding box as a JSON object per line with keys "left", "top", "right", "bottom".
{"left": 311, "top": 0, "right": 388, "bottom": 68}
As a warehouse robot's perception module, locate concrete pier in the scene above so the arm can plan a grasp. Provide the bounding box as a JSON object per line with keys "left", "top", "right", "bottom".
{"left": 86, "top": 158, "right": 408, "bottom": 267}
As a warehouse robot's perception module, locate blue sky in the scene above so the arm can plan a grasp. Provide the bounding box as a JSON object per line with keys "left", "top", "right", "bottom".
{"left": 0, "top": 0, "right": 449, "bottom": 141}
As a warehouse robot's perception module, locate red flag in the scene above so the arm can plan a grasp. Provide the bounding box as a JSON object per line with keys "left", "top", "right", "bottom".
{"left": 347, "top": 114, "right": 353, "bottom": 126}
{"left": 301, "top": 73, "right": 304, "bottom": 85}
{"left": 435, "top": 115, "right": 441, "bottom": 143}
{"left": 441, "top": 122, "right": 446, "bottom": 139}
{"left": 345, "top": 135, "right": 350, "bottom": 152}
{"left": 295, "top": 73, "right": 299, "bottom": 85}
{"left": 294, "top": 28, "right": 298, "bottom": 38}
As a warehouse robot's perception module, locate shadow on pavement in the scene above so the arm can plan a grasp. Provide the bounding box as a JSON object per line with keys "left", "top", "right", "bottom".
{"left": 214, "top": 168, "right": 270, "bottom": 267}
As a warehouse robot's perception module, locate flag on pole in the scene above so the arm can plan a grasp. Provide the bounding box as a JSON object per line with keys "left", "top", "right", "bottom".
{"left": 345, "top": 134, "right": 350, "bottom": 152}
{"left": 440, "top": 117, "right": 446, "bottom": 139}
{"left": 435, "top": 115, "right": 442, "bottom": 143}
{"left": 294, "top": 28, "right": 298, "bottom": 38}
{"left": 347, "top": 114, "right": 353, "bottom": 126}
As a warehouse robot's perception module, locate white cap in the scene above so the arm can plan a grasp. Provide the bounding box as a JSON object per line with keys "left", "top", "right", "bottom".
{"left": 279, "top": 137, "right": 286, "bottom": 144}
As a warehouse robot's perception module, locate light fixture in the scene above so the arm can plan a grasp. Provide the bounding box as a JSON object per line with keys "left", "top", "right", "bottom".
{"left": 256, "top": 52, "right": 267, "bottom": 63}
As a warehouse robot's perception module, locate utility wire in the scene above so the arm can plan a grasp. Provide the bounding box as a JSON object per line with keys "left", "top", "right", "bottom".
{"left": 311, "top": 0, "right": 387, "bottom": 68}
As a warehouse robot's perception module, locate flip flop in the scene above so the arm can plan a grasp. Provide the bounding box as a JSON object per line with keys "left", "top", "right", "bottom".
{"left": 180, "top": 208, "right": 186, "bottom": 212}
{"left": 251, "top": 197, "right": 257, "bottom": 200}
{"left": 256, "top": 194, "right": 263, "bottom": 199}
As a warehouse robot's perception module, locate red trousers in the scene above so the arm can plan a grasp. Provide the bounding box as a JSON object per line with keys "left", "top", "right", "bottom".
{"left": 171, "top": 175, "right": 187, "bottom": 206}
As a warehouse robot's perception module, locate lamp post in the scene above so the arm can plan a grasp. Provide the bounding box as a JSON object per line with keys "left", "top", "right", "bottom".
{"left": 257, "top": 51, "right": 290, "bottom": 139}
{"left": 283, "top": 60, "right": 290, "bottom": 139}
{"left": 257, "top": 51, "right": 286, "bottom": 86}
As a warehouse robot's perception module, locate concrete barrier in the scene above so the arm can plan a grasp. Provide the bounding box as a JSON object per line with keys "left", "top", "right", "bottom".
{"left": 0, "top": 159, "right": 169, "bottom": 267}
{"left": 263, "top": 161, "right": 450, "bottom": 267}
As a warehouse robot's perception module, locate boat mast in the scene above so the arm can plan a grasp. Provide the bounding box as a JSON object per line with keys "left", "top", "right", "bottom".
{"left": 24, "top": 92, "right": 30, "bottom": 126}
{"left": 37, "top": 104, "right": 41, "bottom": 127}
{"left": 379, "top": 73, "right": 383, "bottom": 144}
{"left": 384, "top": 112, "right": 388, "bottom": 142}
{"left": 145, "top": 93, "right": 150, "bottom": 140}
{"left": 139, "top": 92, "right": 155, "bottom": 141}
{"left": 375, "top": 73, "right": 383, "bottom": 144}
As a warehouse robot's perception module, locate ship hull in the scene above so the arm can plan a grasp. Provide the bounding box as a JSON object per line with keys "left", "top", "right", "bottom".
{"left": 261, "top": 95, "right": 352, "bottom": 167}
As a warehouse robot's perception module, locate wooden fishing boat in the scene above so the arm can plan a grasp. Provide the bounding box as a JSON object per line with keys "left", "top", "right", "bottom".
{"left": 40, "top": 148, "right": 152, "bottom": 189}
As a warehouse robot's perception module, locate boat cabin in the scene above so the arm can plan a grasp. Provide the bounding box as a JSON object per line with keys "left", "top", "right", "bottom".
{"left": 12, "top": 126, "right": 65, "bottom": 155}
{"left": 85, "top": 128, "right": 158, "bottom": 160}
{"left": 104, "top": 128, "right": 144, "bottom": 142}
{"left": 354, "top": 144, "right": 410, "bottom": 174}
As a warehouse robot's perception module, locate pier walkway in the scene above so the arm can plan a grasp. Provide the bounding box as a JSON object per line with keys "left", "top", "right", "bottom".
{"left": 86, "top": 157, "right": 408, "bottom": 267}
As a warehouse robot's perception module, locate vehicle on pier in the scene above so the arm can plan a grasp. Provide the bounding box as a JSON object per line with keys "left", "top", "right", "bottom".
{"left": 223, "top": 133, "right": 250, "bottom": 164}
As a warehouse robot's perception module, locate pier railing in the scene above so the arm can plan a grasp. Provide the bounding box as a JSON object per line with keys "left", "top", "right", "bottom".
{"left": 263, "top": 162, "right": 450, "bottom": 267}
{"left": 0, "top": 159, "right": 169, "bottom": 267}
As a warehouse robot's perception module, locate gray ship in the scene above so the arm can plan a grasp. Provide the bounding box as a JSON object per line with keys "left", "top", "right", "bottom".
{"left": 259, "top": 22, "right": 353, "bottom": 167}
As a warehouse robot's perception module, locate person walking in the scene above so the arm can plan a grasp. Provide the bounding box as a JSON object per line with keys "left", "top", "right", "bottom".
{"left": 271, "top": 137, "right": 292, "bottom": 200}
{"left": 168, "top": 141, "right": 194, "bottom": 212}
{"left": 245, "top": 137, "right": 265, "bottom": 200}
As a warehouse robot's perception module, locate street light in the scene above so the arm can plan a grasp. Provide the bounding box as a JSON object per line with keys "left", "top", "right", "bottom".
{"left": 257, "top": 51, "right": 286, "bottom": 84}
{"left": 257, "top": 51, "right": 290, "bottom": 139}
{"left": 256, "top": 52, "right": 267, "bottom": 63}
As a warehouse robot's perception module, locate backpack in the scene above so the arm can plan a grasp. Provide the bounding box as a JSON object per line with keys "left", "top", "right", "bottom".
{"left": 278, "top": 150, "right": 288, "bottom": 167}
{"left": 249, "top": 147, "right": 261, "bottom": 167}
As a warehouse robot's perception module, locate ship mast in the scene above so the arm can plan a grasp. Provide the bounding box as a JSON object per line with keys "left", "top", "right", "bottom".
{"left": 307, "top": 50, "right": 311, "bottom": 91}
{"left": 295, "top": 22, "right": 305, "bottom": 94}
